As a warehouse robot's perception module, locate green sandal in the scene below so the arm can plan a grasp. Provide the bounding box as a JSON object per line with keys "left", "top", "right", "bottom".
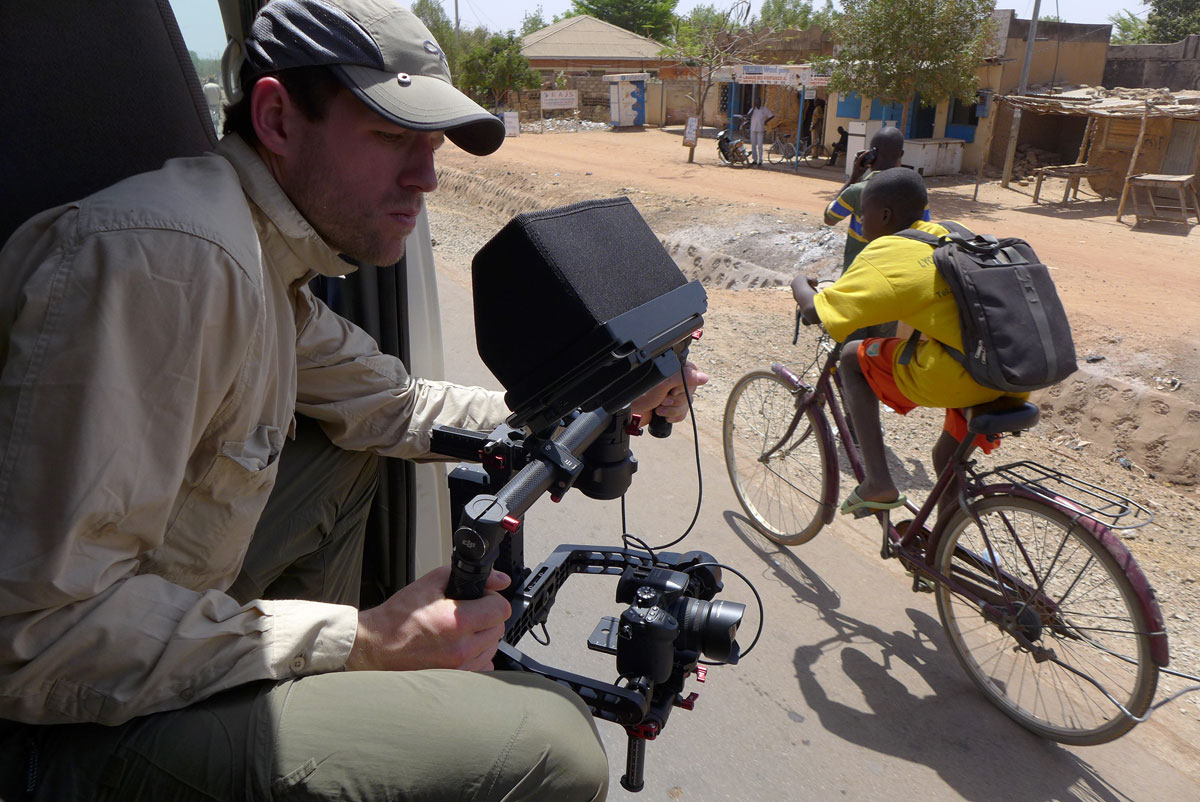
{"left": 840, "top": 486, "right": 907, "bottom": 518}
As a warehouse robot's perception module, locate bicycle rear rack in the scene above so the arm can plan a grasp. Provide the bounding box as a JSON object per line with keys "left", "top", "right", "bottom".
{"left": 977, "top": 460, "right": 1154, "bottom": 530}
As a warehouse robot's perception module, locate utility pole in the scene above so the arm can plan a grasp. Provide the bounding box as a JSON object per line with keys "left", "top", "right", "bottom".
{"left": 454, "top": 0, "right": 460, "bottom": 48}
{"left": 1000, "top": 0, "right": 1040, "bottom": 188}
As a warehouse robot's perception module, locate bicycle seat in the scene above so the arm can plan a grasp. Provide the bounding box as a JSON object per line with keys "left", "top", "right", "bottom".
{"left": 965, "top": 399, "right": 1040, "bottom": 435}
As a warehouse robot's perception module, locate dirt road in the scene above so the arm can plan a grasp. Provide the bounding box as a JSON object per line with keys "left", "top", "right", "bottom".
{"left": 425, "top": 126, "right": 1200, "bottom": 792}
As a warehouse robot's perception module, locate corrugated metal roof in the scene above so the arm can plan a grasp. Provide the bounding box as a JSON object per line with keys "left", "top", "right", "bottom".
{"left": 521, "top": 15, "right": 665, "bottom": 61}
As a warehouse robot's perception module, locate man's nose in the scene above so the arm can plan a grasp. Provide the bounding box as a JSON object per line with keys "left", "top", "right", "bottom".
{"left": 400, "top": 135, "right": 439, "bottom": 193}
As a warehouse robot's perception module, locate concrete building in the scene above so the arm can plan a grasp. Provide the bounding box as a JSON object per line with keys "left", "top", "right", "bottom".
{"left": 521, "top": 15, "right": 670, "bottom": 80}
{"left": 821, "top": 10, "right": 1113, "bottom": 174}
{"left": 1104, "top": 34, "right": 1200, "bottom": 92}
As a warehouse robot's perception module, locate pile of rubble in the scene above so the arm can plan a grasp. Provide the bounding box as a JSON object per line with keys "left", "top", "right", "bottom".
{"left": 1009, "top": 144, "right": 1065, "bottom": 184}
{"left": 518, "top": 117, "right": 612, "bottom": 134}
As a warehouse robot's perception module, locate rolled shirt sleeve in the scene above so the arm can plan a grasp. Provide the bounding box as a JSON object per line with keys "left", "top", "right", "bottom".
{"left": 292, "top": 285, "right": 510, "bottom": 459}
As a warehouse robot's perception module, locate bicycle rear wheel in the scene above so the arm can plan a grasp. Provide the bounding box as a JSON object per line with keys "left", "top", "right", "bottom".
{"left": 766, "top": 139, "right": 786, "bottom": 164}
{"left": 934, "top": 495, "right": 1158, "bottom": 745}
{"left": 722, "top": 371, "right": 832, "bottom": 545}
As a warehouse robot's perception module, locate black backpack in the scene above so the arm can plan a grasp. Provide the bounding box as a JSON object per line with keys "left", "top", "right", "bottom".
{"left": 895, "top": 222, "right": 1077, "bottom": 393}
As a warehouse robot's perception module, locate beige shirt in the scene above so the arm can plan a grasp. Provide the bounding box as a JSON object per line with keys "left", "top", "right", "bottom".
{"left": 0, "top": 135, "right": 509, "bottom": 725}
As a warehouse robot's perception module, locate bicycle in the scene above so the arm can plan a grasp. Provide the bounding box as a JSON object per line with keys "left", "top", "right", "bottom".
{"left": 765, "top": 129, "right": 797, "bottom": 164}
{"left": 797, "top": 137, "right": 828, "bottom": 166}
{"left": 722, "top": 323, "right": 1169, "bottom": 745}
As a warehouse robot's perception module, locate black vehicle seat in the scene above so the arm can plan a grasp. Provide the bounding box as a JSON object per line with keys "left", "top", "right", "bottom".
{"left": 0, "top": 0, "right": 218, "bottom": 247}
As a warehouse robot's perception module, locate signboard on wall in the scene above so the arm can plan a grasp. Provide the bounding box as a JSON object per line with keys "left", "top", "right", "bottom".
{"left": 683, "top": 115, "right": 700, "bottom": 147}
{"left": 540, "top": 90, "right": 578, "bottom": 110}
{"left": 733, "top": 64, "right": 813, "bottom": 86}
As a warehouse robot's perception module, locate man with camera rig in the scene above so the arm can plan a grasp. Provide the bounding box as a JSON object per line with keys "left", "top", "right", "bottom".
{"left": 0, "top": 1, "right": 705, "bottom": 800}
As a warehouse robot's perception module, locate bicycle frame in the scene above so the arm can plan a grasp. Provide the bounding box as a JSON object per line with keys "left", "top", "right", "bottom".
{"left": 766, "top": 339, "right": 1168, "bottom": 669}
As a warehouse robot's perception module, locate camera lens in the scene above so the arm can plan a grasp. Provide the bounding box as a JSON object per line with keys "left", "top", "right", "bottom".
{"left": 674, "top": 597, "right": 744, "bottom": 664}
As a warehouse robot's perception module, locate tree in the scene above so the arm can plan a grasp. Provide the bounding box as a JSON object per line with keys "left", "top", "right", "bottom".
{"left": 411, "top": 0, "right": 461, "bottom": 74}
{"left": 1146, "top": 0, "right": 1200, "bottom": 42}
{"left": 569, "top": 0, "right": 678, "bottom": 40}
{"left": 1109, "top": 9, "right": 1151, "bottom": 44}
{"left": 521, "top": 5, "right": 548, "bottom": 36}
{"left": 661, "top": 1, "right": 772, "bottom": 161}
{"left": 824, "top": 0, "right": 994, "bottom": 135}
{"left": 812, "top": 0, "right": 840, "bottom": 29}
{"left": 189, "top": 51, "right": 221, "bottom": 84}
{"left": 458, "top": 33, "right": 541, "bottom": 110}
{"left": 757, "top": 0, "right": 814, "bottom": 30}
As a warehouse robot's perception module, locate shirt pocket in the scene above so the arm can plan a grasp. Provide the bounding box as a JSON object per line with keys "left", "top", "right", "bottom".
{"left": 152, "top": 425, "right": 284, "bottom": 589}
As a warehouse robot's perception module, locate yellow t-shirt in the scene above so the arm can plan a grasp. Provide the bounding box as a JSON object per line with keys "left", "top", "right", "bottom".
{"left": 812, "top": 220, "right": 1019, "bottom": 409}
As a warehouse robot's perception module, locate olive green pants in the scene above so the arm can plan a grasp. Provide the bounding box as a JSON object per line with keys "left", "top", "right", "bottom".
{"left": 1, "top": 670, "right": 608, "bottom": 801}
{"left": 0, "top": 419, "right": 608, "bottom": 801}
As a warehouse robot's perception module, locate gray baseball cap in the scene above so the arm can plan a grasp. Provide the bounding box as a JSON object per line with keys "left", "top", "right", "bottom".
{"left": 241, "top": 0, "right": 505, "bottom": 156}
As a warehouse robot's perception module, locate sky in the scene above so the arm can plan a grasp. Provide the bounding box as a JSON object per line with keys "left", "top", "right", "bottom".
{"left": 172, "top": 0, "right": 1150, "bottom": 57}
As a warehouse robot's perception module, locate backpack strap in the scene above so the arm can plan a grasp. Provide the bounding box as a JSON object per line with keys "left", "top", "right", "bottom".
{"left": 894, "top": 222, "right": 971, "bottom": 368}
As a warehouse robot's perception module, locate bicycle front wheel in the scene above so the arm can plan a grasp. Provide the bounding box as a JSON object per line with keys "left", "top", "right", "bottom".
{"left": 934, "top": 495, "right": 1158, "bottom": 745}
{"left": 767, "top": 140, "right": 785, "bottom": 164}
{"left": 723, "top": 371, "right": 833, "bottom": 545}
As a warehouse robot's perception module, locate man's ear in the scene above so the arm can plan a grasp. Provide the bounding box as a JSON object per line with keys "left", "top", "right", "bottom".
{"left": 249, "top": 77, "right": 295, "bottom": 157}
{"left": 880, "top": 206, "right": 894, "bottom": 228}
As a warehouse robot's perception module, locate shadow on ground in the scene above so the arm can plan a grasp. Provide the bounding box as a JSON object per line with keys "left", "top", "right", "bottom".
{"left": 724, "top": 509, "right": 1142, "bottom": 802}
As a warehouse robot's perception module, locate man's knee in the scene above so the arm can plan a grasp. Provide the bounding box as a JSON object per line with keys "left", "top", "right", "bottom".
{"left": 499, "top": 673, "right": 609, "bottom": 801}
{"left": 839, "top": 340, "right": 864, "bottom": 375}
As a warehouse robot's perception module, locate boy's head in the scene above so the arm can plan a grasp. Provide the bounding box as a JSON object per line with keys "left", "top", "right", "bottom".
{"left": 860, "top": 167, "right": 928, "bottom": 241}
{"left": 868, "top": 126, "right": 905, "bottom": 169}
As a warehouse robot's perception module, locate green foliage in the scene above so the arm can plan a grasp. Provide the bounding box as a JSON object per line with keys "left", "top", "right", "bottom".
{"left": 521, "top": 5, "right": 548, "bottom": 36}
{"left": 1146, "top": 0, "right": 1200, "bottom": 42}
{"left": 826, "top": 0, "right": 995, "bottom": 129}
{"left": 662, "top": 1, "right": 760, "bottom": 119}
{"left": 757, "top": 0, "right": 814, "bottom": 30}
{"left": 189, "top": 50, "right": 221, "bottom": 83}
{"left": 1038, "top": 15, "right": 1064, "bottom": 22}
{"left": 411, "top": 0, "right": 461, "bottom": 74}
{"left": 458, "top": 33, "right": 541, "bottom": 109}
{"left": 812, "top": 0, "right": 840, "bottom": 29}
{"left": 1109, "top": 10, "right": 1151, "bottom": 44}
{"left": 569, "top": 0, "right": 678, "bottom": 40}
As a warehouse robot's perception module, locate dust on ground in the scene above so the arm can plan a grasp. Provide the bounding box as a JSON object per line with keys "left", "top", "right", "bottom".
{"left": 426, "top": 128, "right": 1200, "bottom": 736}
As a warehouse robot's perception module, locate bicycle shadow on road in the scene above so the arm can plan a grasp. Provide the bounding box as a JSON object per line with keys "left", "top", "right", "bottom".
{"left": 723, "top": 510, "right": 1134, "bottom": 802}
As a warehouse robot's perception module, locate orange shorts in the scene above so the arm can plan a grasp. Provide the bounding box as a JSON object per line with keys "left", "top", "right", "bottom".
{"left": 856, "top": 337, "right": 1001, "bottom": 454}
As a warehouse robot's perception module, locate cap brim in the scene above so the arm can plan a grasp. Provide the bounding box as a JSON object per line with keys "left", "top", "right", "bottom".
{"left": 334, "top": 64, "right": 505, "bottom": 156}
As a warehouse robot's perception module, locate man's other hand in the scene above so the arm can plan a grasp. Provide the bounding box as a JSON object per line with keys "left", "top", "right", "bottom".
{"left": 346, "top": 566, "right": 510, "bottom": 673}
{"left": 630, "top": 360, "right": 709, "bottom": 424}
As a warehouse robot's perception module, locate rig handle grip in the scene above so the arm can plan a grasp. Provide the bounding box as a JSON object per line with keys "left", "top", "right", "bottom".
{"left": 648, "top": 411, "right": 672, "bottom": 439}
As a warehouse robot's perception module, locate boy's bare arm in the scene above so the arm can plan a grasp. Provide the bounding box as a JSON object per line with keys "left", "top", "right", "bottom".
{"left": 791, "top": 275, "right": 822, "bottom": 325}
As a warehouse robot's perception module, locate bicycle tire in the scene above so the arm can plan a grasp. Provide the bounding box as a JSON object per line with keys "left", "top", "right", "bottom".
{"left": 766, "top": 139, "right": 785, "bottom": 164}
{"left": 723, "top": 370, "right": 832, "bottom": 545}
{"left": 934, "top": 495, "right": 1158, "bottom": 745}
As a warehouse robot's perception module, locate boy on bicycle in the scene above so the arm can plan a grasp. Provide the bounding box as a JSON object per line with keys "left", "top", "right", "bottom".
{"left": 791, "top": 167, "right": 1027, "bottom": 520}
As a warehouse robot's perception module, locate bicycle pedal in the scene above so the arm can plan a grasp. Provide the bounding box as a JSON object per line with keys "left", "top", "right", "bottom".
{"left": 907, "top": 571, "right": 936, "bottom": 594}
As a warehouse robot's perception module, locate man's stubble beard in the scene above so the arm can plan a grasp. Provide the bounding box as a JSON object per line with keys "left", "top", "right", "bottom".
{"left": 285, "top": 140, "right": 412, "bottom": 268}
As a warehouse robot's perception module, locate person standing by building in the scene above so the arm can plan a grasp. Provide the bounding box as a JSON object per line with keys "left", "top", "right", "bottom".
{"left": 748, "top": 96, "right": 773, "bottom": 166}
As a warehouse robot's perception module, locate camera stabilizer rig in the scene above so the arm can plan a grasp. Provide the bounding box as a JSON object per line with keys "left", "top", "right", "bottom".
{"left": 431, "top": 402, "right": 746, "bottom": 792}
